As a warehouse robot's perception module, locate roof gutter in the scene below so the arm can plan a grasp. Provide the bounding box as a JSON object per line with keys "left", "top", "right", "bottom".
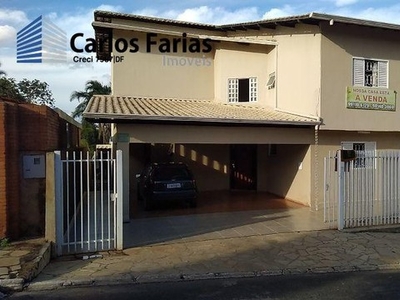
{"left": 83, "top": 113, "right": 320, "bottom": 126}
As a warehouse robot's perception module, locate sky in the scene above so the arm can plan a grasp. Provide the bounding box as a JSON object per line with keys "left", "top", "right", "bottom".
{"left": 1, "top": 0, "right": 400, "bottom": 115}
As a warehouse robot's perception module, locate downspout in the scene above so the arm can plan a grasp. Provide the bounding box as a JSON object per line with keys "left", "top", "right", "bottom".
{"left": 275, "top": 44, "right": 279, "bottom": 109}
{"left": 314, "top": 119, "right": 322, "bottom": 212}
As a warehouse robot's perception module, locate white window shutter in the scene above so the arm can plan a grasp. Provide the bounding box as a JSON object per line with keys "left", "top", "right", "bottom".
{"left": 378, "top": 61, "right": 388, "bottom": 88}
{"left": 249, "top": 77, "right": 257, "bottom": 102}
{"left": 228, "top": 78, "right": 238, "bottom": 103}
{"left": 353, "top": 58, "right": 364, "bottom": 86}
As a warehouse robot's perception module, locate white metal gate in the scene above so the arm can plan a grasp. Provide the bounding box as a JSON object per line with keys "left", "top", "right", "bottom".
{"left": 324, "top": 150, "right": 400, "bottom": 229}
{"left": 55, "top": 150, "right": 123, "bottom": 255}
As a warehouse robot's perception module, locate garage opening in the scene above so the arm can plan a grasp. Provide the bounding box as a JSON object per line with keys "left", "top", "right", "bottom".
{"left": 123, "top": 142, "right": 323, "bottom": 248}
{"left": 129, "top": 142, "right": 310, "bottom": 218}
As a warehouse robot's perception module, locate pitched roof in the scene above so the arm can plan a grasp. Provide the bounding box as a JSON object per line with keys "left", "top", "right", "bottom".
{"left": 83, "top": 95, "right": 320, "bottom": 126}
{"left": 94, "top": 10, "right": 400, "bottom": 33}
{"left": 219, "top": 12, "right": 400, "bottom": 31}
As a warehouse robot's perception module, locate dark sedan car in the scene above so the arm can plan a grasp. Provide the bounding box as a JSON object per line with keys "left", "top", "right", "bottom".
{"left": 136, "top": 162, "right": 198, "bottom": 210}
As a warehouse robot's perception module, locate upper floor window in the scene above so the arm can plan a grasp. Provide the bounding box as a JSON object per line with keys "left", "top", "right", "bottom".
{"left": 228, "top": 77, "right": 257, "bottom": 103}
{"left": 353, "top": 58, "right": 388, "bottom": 88}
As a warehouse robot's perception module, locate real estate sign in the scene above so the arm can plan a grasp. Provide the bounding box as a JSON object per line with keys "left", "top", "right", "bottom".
{"left": 346, "top": 86, "right": 396, "bottom": 111}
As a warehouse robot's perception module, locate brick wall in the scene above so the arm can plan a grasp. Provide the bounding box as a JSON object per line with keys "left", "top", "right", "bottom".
{"left": 0, "top": 101, "right": 21, "bottom": 239}
{"left": 18, "top": 104, "right": 60, "bottom": 151}
{"left": 0, "top": 102, "right": 7, "bottom": 237}
{"left": 0, "top": 98, "right": 81, "bottom": 239}
{"left": 6, "top": 103, "right": 20, "bottom": 239}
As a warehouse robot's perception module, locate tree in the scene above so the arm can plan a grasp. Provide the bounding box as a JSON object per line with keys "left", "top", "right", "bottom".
{"left": 80, "top": 120, "right": 99, "bottom": 151}
{"left": 0, "top": 77, "right": 55, "bottom": 106}
{"left": 17, "top": 79, "right": 55, "bottom": 106}
{"left": 70, "top": 80, "right": 111, "bottom": 144}
{"left": 0, "top": 62, "right": 5, "bottom": 76}
{"left": 70, "top": 80, "right": 111, "bottom": 118}
{"left": 0, "top": 77, "right": 23, "bottom": 100}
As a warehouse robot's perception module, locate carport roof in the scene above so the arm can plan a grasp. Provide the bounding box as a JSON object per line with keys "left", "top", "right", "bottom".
{"left": 83, "top": 95, "right": 320, "bottom": 126}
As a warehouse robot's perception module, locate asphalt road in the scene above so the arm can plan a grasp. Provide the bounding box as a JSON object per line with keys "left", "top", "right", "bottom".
{"left": 8, "top": 270, "right": 400, "bottom": 300}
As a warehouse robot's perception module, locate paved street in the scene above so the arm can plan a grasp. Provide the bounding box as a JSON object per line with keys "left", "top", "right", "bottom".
{"left": 9, "top": 270, "right": 400, "bottom": 299}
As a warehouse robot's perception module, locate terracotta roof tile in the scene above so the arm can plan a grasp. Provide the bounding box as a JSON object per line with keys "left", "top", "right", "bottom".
{"left": 84, "top": 95, "right": 319, "bottom": 126}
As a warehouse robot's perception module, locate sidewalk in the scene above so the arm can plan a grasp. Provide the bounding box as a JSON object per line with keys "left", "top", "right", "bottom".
{"left": 0, "top": 238, "right": 51, "bottom": 292}
{"left": 24, "top": 228, "right": 400, "bottom": 291}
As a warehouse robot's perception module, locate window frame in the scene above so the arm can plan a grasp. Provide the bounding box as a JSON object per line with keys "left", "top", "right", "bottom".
{"left": 341, "top": 141, "right": 376, "bottom": 169}
{"left": 267, "top": 72, "right": 275, "bottom": 90}
{"left": 227, "top": 77, "right": 258, "bottom": 103}
{"left": 353, "top": 57, "right": 389, "bottom": 88}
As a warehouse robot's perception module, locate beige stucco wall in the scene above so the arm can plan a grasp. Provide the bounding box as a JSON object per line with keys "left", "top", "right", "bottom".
{"left": 128, "top": 143, "right": 229, "bottom": 197}
{"left": 213, "top": 43, "right": 275, "bottom": 106}
{"left": 274, "top": 32, "right": 322, "bottom": 118}
{"left": 112, "top": 30, "right": 215, "bottom": 99}
{"left": 320, "top": 23, "right": 400, "bottom": 131}
{"left": 227, "top": 24, "right": 322, "bottom": 118}
{"left": 174, "top": 144, "right": 230, "bottom": 191}
{"left": 258, "top": 144, "right": 312, "bottom": 206}
{"left": 312, "top": 130, "right": 400, "bottom": 210}
{"left": 116, "top": 123, "right": 315, "bottom": 144}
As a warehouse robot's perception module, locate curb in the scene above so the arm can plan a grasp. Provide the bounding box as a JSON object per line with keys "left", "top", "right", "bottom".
{"left": 23, "top": 242, "right": 52, "bottom": 282}
{"left": 0, "top": 242, "right": 52, "bottom": 292}
{"left": 25, "top": 262, "right": 400, "bottom": 292}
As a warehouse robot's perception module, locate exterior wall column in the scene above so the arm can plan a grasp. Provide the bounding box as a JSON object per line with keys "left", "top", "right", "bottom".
{"left": 116, "top": 140, "right": 130, "bottom": 222}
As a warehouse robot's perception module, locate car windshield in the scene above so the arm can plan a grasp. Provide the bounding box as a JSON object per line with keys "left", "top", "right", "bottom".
{"left": 153, "top": 166, "right": 190, "bottom": 181}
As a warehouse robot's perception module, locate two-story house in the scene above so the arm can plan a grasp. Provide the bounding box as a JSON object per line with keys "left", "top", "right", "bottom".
{"left": 84, "top": 11, "right": 400, "bottom": 221}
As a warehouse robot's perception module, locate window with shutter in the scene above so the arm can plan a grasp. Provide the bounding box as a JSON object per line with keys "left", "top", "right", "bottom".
{"left": 353, "top": 58, "right": 388, "bottom": 88}
{"left": 378, "top": 61, "right": 388, "bottom": 88}
{"left": 353, "top": 58, "right": 364, "bottom": 86}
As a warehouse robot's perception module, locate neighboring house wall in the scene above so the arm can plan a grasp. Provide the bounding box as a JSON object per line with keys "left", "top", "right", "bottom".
{"left": 0, "top": 99, "right": 81, "bottom": 240}
{"left": 320, "top": 23, "right": 400, "bottom": 131}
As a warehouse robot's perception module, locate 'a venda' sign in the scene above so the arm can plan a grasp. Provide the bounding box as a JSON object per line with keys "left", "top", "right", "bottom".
{"left": 346, "top": 86, "right": 396, "bottom": 111}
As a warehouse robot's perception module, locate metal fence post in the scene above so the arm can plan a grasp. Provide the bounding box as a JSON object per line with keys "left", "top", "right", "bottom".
{"left": 338, "top": 150, "right": 345, "bottom": 230}
{"left": 116, "top": 150, "right": 124, "bottom": 250}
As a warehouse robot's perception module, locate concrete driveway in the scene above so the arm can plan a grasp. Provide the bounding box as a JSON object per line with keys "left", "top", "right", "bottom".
{"left": 125, "top": 191, "right": 328, "bottom": 248}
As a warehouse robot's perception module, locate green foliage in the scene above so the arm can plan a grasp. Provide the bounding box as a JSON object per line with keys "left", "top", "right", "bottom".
{"left": 81, "top": 120, "right": 99, "bottom": 151}
{"left": 0, "top": 238, "right": 9, "bottom": 249}
{"left": 18, "top": 78, "right": 55, "bottom": 106}
{"left": 0, "top": 77, "right": 23, "bottom": 100}
{"left": 70, "top": 80, "right": 112, "bottom": 146}
{"left": 70, "top": 80, "right": 111, "bottom": 118}
{"left": 0, "top": 77, "right": 55, "bottom": 106}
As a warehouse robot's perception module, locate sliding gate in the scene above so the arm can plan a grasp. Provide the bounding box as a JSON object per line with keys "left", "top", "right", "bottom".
{"left": 55, "top": 150, "right": 123, "bottom": 255}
